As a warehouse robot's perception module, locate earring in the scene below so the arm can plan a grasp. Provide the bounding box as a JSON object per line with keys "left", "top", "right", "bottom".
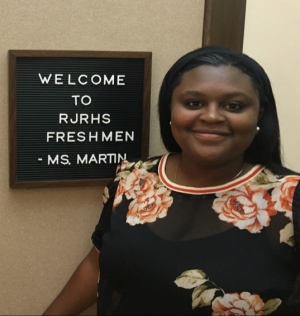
{"left": 256, "top": 126, "right": 260, "bottom": 132}
{"left": 170, "top": 121, "right": 172, "bottom": 125}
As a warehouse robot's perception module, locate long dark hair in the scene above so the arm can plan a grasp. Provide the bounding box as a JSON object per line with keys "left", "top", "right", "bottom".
{"left": 158, "top": 46, "right": 297, "bottom": 175}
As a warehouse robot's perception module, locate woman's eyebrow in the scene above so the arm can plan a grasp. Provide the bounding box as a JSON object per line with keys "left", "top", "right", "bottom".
{"left": 222, "top": 92, "right": 253, "bottom": 99}
{"left": 178, "top": 91, "right": 204, "bottom": 97}
{"left": 179, "top": 91, "right": 254, "bottom": 100}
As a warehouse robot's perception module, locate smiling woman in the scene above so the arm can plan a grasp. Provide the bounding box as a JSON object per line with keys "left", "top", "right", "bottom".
{"left": 43, "top": 47, "right": 300, "bottom": 316}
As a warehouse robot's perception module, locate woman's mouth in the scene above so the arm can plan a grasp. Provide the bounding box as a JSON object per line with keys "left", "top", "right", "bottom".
{"left": 191, "top": 129, "right": 231, "bottom": 141}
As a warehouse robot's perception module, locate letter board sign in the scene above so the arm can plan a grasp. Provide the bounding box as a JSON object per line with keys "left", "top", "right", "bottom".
{"left": 9, "top": 50, "right": 151, "bottom": 188}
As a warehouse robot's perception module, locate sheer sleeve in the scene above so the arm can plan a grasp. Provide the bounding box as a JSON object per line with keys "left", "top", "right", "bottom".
{"left": 91, "top": 178, "right": 119, "bottom": 251}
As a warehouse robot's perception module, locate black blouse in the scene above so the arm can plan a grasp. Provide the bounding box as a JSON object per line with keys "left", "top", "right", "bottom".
{"left": 92, "top": 154, "right": 300, "bottom": 315}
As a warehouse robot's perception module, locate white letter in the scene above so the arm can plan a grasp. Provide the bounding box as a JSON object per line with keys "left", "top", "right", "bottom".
{"left": 104, "top": 75, "right": 114, "bottom": 85}
{"left": 102, "top": 131, "right": 112, "bottom": 141}
{"left": 70, "top": 114, "right": 78, "bottom": 124}
{"left": 38, "top": 73, "right": 52, "bottom": 84}
{"left": 67, "top": 132, "right": 76, "bottom": 142}
{"left": 77, "top": 154, "right": 88, "bottom": 164}
{"left": 115, "top": 131, "right": 123, "bottom": 141}
{"left": 125, "top": 131, "right": 134, "bottom": 141}
{"left": 77, "top": 131, "right": 86, "bottom": 142}
{"left": 118, "top": 153, "right": 127, "bottom": 162}
{"left": 107, "top": 153, "right": 116, "bottom": 163}
{"left": 56, "top": 132, "right": 65, "bottom": 142}
{"left": 68, "top": 74, "right": 76, "bottom": 85}
{"left": 72, "top": 95, "right": 80, "bottom": 106}
{"left": 102, "top": 113, "right": 111, "bottom": 124}
{"left": 89, "top": 132, "right": 98, "bottom": 142}
{"left": 80, "top": 113, "right": 89, "bottom": 124}
{"left": 88, "top": 154, "right": 98, "bottom": 164}
{"left": 48, "top": 154, "right": 59, "bottom": 165}
{"left": 47, "top": 132, "right": 55, "bottom": 142}
{"left": 61, "top": 155, "right": 70, "bottom": 165}
{"left": 91, "top": 75, "right": 101, "bottom": 85}
{"left": 117, "top": 75, "right": 125, "bottom": 85}
{"left": 54, "top": 74, "right": 63, "bottom": 85}
{"left": 78, "top": 74, "right": 88, "bottom": 85}
{"left": 81, "top": 95, "right": 91, "bottom": 106}
{"left": 98, "top": 154, "right": 107, "bottom": 163}
{"left": 90, "top": 114, "right": 101, "bottom": 124}
{"left": 59, "top": 113, "right": 68, "bottom": 124}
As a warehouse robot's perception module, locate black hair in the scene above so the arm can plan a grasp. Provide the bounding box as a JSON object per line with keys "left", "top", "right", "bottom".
{"left": 158, "top": 46, "right": 297, "bottom": 175}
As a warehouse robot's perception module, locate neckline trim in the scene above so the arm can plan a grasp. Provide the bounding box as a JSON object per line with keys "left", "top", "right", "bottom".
{"left": 158, "top": 154, "right": 264, "bottom": 194}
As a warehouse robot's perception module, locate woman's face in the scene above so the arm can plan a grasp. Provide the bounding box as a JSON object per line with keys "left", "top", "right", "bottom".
{"left": 170, "top": 65, "right": 262, "bottom": 166}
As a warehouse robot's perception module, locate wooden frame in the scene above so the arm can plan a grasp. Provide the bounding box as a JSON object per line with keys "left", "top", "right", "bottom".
{"left": 9, "top": 50, "right": 151, "bottom": 188}
{"left": 202, "top": 0, "right": 247, "bottom": 52}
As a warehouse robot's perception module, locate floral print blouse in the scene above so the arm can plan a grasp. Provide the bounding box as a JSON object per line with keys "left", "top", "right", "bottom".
{"left": 92, "top": 154, "right": 300, "bottom": 315}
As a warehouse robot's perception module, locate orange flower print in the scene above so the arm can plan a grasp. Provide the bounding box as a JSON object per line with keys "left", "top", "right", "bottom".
{"left": 113, "top": 169, "right": 159, "bottom": 208}
{"left": 113, "top": 179, "right": 126, "bottom": 208}
{"left": 123, "top": 168, "right": 160, "bottom": 200}
{"left": 126, "top": 186, "right": 173, "bottom": 225}
{"left": 271, "top": 176, "right": 300, "bottom": 221}
{"left": 113, "top": 159, "right": 172, "bottom": 223}
{"left": 212, "top": 185, "right": 276, "bottom": 233}
{"left": 212, "top": 292, "right": 264, "bottom": 315}
{"left": 175, "top": 269, "right": 282, "bottom": 314}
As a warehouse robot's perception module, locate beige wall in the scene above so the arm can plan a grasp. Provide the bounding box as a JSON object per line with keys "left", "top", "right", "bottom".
{"left": 244, "top": 0, "right": 300, "bottom": 171}
{"left": 0, "top": 0, "right": 204, "bottom": 314}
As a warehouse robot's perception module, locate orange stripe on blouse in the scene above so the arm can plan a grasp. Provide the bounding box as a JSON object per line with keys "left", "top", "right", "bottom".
{"left": 158, "top": 154, "right": 264, "bottom": 195}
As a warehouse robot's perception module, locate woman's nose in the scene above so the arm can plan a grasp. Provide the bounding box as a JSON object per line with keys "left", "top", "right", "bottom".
{"left": 199, "top": 104, "right": 224, "bottom": 123}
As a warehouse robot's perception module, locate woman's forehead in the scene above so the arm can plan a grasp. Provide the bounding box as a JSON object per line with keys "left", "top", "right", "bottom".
{"left": 176, "top": 65, "right": 258, "bottom": 95}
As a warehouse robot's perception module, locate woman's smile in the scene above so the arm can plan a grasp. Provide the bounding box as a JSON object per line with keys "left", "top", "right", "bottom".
{"left": 191, "top": 128, "right": 231, "bottom": 141}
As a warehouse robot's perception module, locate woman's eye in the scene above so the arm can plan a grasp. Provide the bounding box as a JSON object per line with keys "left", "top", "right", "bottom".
{"left": 224, "top": 102, "right": 243, "bottom": 111}
{"left": 185, "top": 100, "right": 203, "bottom": 108}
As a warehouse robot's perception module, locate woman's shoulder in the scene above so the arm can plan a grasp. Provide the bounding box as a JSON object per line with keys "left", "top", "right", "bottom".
{"left": 247, "top": 167, "right": 300, "bottom": 197}
{"left": 248, "top": 167, "right": 300, "bottom": 219}
{"left": 251, "top": 166, "right": 300, "bottom": 184}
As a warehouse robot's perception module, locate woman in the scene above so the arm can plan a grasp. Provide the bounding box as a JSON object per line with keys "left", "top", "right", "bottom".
{"left": 43, "top": 46, "right": 300, "bottom": 315}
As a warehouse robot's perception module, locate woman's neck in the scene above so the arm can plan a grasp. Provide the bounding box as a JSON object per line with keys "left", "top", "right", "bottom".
{"left": 167, "top": 153, "right": 251, "bottom": 187}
